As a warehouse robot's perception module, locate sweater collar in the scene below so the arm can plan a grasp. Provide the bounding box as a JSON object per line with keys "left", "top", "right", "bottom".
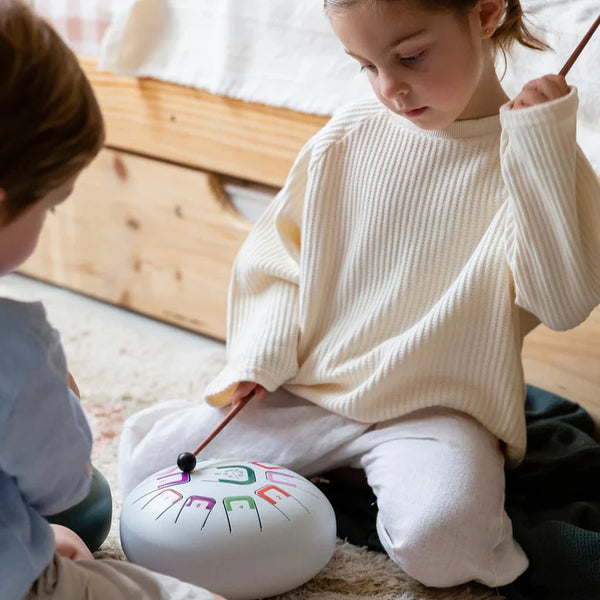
{"left": 387, "top": 108, "right": 501, "bottom": 139}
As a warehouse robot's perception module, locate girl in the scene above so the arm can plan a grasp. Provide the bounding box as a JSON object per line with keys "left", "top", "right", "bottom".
{"left": 120, "top": 0, "right": 600, "bottom": 589}
{"left": 0, "top": 2, "right": 223, "bottom": 598}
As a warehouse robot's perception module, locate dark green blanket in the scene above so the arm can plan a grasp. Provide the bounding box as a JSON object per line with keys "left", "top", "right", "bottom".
{"left": 315, "top": 385, "right": 600, "bottom": 600}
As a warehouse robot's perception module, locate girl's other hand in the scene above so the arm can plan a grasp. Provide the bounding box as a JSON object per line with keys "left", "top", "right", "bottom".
{"left": 512, "top": 74, "right": 570, "bottom": 110}
{"left": 51, "top": 524, "right": 94, "bottom": 561}
{"left": 231, "top": 381, "right": 269, "bottom": 407}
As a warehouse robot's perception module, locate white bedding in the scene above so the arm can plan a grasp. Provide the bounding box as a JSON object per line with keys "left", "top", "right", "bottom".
{"left": 99, "top": 0, "right": 599, "bottom": 172}
{"left": 99, "top": 0, "right": 373, "bottom": 116}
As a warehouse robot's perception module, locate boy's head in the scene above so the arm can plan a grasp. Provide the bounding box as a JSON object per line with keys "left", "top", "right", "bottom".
{"left": 0, "top": 0, "right": 104, "bottom": 274}
{"left": 0, "top": 0, "right": 104, "bottom": 223}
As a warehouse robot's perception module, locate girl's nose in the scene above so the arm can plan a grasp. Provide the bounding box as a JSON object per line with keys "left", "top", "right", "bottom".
{"left": 379, "top": 70, "right": 408, "bottom": 100}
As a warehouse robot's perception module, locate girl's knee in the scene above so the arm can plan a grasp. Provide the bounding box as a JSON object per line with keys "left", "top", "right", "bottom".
{"left": 377, "top": 505, "right": 512, "bottom": 587}
{"left": 379, "top": 516, "right": 470, "bottom": 586}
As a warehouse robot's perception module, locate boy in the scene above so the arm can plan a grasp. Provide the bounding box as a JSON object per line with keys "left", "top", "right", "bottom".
{"left": 0, "top": 3, "right": 222, "bottom": 598}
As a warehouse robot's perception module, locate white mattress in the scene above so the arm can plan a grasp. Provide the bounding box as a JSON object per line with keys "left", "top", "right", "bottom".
{"left": 99, "top": 0, "right": 600, "bottom": 173}
{"left": 99, "top": 0, "right": 373, "bottom": 116}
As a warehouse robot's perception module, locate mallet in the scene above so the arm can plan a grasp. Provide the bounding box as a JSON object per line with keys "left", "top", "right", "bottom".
{"left": 559, "top": 13, "right": 600, "bottom": 76}
{"left": 177, "top": 390, "right": 255, "bottom": 473}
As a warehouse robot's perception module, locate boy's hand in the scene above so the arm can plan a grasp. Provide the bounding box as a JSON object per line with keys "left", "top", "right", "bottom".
{"left": 231, "top": 381, "right": 269, "bottom": 407}
{"left": 512, "top": 74, "right": 570, "bottom": 110}
{"left": 67, "top": 371, "right": 80, "bottom": 398}
{"left": 51, "top": 524, "right": 94, "bottom": 561}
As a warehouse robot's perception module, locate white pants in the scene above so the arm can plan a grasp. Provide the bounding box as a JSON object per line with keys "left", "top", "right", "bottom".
{"left": 119, "top": 389, "right": 528, "bottom": 588}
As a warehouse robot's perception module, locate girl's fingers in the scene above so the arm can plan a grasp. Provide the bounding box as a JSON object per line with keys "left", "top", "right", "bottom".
{"left": 253, "top": 384, "right": 269, "bottom": 402}
{"left": 529, "top": 75, "right": 569, "bottom": 99}
{"left": 513, "top": 75, "right": 570, "bottom": 109}
{"left": 232, "top": 381, "right": 261, "bottom": 405}
{"left": 513, "top": 89, "right": 549, "bottom": 109}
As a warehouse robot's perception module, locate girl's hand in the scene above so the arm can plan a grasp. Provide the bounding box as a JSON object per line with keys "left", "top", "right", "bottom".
{"left": 512, "top": 74, "right": 570, "bottom": 110}
{"left": 51, "top": 524, "right": 94, "bottom": 561}
{"left": 231, "top": 381, "right": 269, "bottom": 407}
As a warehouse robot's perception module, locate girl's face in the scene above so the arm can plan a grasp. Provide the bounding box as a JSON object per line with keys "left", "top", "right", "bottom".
{"left": 328, "top": 0, "right": 499, "bottom": 129}
{"left": 0, "top": 178, "right": 75, "bottom": 276}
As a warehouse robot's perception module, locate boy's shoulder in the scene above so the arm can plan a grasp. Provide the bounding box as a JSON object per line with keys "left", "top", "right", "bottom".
{"left": 0, "top": 297, "right": 52, "bottom": 341}
{"left": 0, "top": 298, "right": 59, "bottom": 394}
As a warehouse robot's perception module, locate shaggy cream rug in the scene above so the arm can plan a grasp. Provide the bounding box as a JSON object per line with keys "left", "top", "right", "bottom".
{"left": 2, "top": 275, "right": 503, "bottom": 600}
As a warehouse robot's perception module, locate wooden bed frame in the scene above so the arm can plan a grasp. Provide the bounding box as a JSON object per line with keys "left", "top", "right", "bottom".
{"left": 20, "top": 58, "right": 599, "bottom": 426}
{"left": 22, "top": 58, "right": 328, "bottom": 340}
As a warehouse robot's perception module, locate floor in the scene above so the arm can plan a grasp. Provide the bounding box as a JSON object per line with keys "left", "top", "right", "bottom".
{"left": 0, "top": 273, "right": 224, "bottom": 355}
{"left": 522, "top": 305, "right": 600, "bottom": 431}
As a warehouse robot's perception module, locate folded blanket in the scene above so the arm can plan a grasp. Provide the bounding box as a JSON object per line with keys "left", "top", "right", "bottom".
{"left": 315, "top": 385, "right": 600, "bottom": 600}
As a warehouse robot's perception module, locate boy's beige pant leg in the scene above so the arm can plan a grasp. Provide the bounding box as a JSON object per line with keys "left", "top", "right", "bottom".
{"left": 26, "top": 554, "right": 216, "bottom": 600}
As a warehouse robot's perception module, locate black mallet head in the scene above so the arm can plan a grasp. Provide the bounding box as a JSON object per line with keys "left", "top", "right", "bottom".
{"left": 177, "top": 452, "right": 197, "bottom": 474}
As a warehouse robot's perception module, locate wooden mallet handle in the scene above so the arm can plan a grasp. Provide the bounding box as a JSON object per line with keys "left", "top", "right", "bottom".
{"left": 559, "top": 13, "right": 600, "bottom": 77}
{"left": 191, "top": 390, "right": 255, "bottom": 457}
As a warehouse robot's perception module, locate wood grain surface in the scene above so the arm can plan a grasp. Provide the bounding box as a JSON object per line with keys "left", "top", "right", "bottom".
{"left": 21, "top": 149, "right": 251, "bottom": 340}
{"left": 523, "top": 306, "right": 600, "bottom": 429}
{"left": 80, "top": 58, "right": 328, "bottom": 189}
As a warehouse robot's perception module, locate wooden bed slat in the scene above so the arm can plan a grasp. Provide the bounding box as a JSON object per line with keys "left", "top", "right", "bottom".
{"left": 523, "top": 307, "right": 600, "bottom": 427}
{"left": 21, "top": 149, "right": 252, "bottom": 340}
{"left": 80, "top": 58, "right": 329, "bottom": 189}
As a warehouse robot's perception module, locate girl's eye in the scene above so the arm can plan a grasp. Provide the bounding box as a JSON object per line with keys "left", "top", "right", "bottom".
{"left": 360, "top": 64, "right": 376, "bottom": 74}
{"left": 399, "top": 50, "right": 426, "bottom": 66}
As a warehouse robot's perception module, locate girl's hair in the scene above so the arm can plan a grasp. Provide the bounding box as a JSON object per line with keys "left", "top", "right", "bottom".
{"left": 0, "top": 0, "right": 105, "bottom": 222}
{"left": 323, "top": 0, "right": 550, "bottom": 55}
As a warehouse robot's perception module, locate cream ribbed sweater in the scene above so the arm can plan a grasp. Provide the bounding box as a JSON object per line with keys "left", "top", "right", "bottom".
{"left": 205, "top": 89, "right": 600, "bottom": 463}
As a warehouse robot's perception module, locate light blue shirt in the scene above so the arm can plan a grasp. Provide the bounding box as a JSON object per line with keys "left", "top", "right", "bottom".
{"left": 0, "top": 298, "right": 92, "bottom": 600}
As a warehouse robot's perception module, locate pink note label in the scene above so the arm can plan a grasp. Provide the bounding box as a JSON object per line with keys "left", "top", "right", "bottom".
{"left": 141, "top": 489, "right": 183, "bottom": 520}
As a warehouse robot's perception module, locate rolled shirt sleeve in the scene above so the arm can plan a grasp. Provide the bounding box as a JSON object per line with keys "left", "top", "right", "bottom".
{"left": 0, "top": 300, "right": 93, "bottom": 516}
{"left": 501, "top": 89, "right": 600, "bottom": 330}
{"left": 204, "top": 140, "right": 314, "bottom": 406}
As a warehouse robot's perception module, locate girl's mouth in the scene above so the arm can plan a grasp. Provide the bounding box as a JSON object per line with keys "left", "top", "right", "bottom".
{"left": 404, "top": 107, "right": 427, "bottom": 117}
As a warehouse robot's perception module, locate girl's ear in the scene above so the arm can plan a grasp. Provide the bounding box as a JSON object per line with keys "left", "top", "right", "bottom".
{"left": 477, "top": 0, "right": 505, "bottom": 36}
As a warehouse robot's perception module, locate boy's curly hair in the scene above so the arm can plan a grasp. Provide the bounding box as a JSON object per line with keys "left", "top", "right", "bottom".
{"left": 0, "top": 0, "right": 105, "bottom": 221}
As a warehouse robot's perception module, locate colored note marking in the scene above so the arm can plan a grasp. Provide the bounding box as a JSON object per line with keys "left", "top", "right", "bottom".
{"left": 224, "top": 496, "right": 263, "bottom": 532}
{"left": 175, "top": 495, "right": 216, "bottom": 528}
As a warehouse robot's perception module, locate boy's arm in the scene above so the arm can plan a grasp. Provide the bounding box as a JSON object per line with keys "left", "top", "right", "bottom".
{"left": 500, "top": 85, "right": 600, "bottom": 331}
{"left": 0, "top": 305, "right": 93, "bottom": 516}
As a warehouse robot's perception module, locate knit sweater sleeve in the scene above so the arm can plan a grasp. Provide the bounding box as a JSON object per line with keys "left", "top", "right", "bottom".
{"left": 500, "top": 88, "right": 600, "bottom": 331}
{"left": 204, "top": 140, "right": 313, "bottom": 406}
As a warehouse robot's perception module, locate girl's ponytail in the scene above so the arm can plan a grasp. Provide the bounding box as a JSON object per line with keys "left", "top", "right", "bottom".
{"left": 493, "top": 0, "right": 550, "bottom": 53}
